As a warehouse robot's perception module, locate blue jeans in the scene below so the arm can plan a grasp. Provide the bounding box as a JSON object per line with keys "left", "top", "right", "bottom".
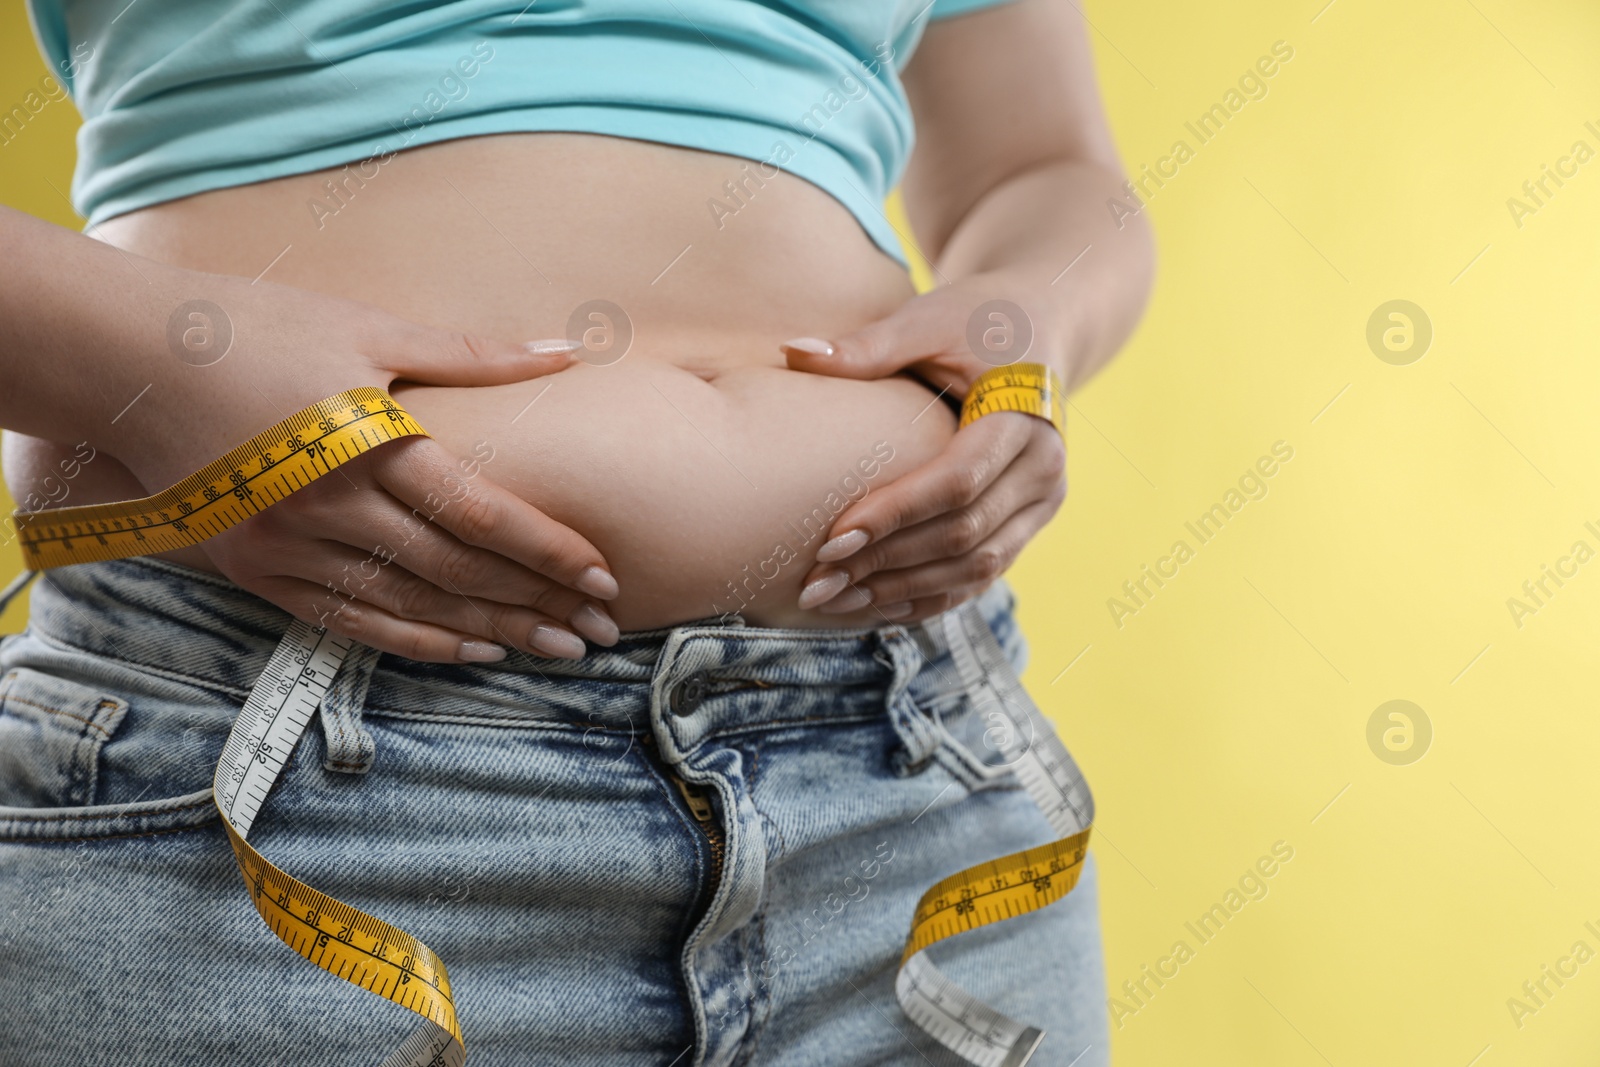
{"left": 0, "top": 557, "right": 1106, "bottom": 1066}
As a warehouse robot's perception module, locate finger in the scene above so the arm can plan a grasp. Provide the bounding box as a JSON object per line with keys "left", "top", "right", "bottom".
{"left": 373, "top": 438, "right": 619, "bottom": 600}
{"left": 805, "top": 446, "right": 1062, "bottom": 598}
{"left": 317, "top": 487, "right": 600, "bottom": 621}
{"left": 242, "top": 438, "right": 615, "bottom": 619}
{"left": 244, "top": 573, "right": 514, "bottom": 664}
{"left": 377, "top": 319, "right": 582, "bottom": 386}
{"left": 822, "top": 498, "right": 1059, "bottom": 614}
{"left": 780, "top": 288, "right": 962, "bottom": 381}
{"left": 301, "top": 543, "right": 603, "bottom": 657}
{"left": 311, "top": 540, "right": 615, "bottom": 651}
{"left": 810, "top": 414, "right": 1041, "bottom": 567}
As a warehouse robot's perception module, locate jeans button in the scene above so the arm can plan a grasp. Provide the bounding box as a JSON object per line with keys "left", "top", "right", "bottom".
{"left": 670, "top": 672, "right": 709, "bottom": 717}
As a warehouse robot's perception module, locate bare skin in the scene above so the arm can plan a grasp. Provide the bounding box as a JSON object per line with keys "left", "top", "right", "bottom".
{"left": 1, "top": 0, "right": 1154, "bottom": 659}
{"left": 6, "top": 133, "right": 954, "bottom": 633}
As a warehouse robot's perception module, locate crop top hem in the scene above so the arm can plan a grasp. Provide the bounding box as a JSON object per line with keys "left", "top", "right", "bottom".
{"left": 79, "top": 106, "right": 914, "bottom": 267}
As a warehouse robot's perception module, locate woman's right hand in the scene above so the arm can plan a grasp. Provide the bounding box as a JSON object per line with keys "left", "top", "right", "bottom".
{"left": 102, "top": 275, "right": 620, "bottom": 664}
{"left": 202, "top": 428, "right": 622, "bottom": 665}
{"left": 0, "top": 206, "right": 617, "bottom": 663}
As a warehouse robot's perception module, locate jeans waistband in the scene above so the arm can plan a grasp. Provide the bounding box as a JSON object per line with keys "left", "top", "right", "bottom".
{"left": 15, "top": 557, "right": 1021, "bottom": 735}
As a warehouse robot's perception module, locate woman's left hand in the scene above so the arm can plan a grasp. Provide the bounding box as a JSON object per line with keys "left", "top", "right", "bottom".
{"left": 781, "top": 275, "right": 1069, "bottom": 624}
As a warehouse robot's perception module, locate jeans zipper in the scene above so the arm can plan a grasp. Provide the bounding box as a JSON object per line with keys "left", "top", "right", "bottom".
{"left": 643, "top": 733, "right": 726, "bottom": 896}
{"left": 671, "top": 774, "right": 726, "bottom": 892}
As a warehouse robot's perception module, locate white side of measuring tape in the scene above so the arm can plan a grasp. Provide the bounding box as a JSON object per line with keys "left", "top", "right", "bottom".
{"left": 377, "top": 1020, "right": 461, "bottom": 1067}
{"left": 892, "top": 604, "right": 1096, "bottom": 1067}
{"left": 213, "top": 618, "right": 460, "bottom": 1067}
{"left": 213, "top": 619, "right": 352, "bottom": 837}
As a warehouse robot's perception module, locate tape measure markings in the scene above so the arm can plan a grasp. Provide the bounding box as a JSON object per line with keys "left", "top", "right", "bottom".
{"left": 212, "top": 617, "right": 462, "bottom": 1066}
{"left": 890, "top": 603, "right": 1096, "bottom": 1067}
{"left": 26, "top": 402, "right": 407, "bottom": 540}
{"left": 227, "top": 836, "right": 454, "bottom": 1009}
{"left": 216, "top": 623, "right": 346, "bottom": 830}
{"left": 12, "top": 388, "right": 428, "bottom": 569}
{"left": 958, "top": 363, "right": 1066, "bottom": 433}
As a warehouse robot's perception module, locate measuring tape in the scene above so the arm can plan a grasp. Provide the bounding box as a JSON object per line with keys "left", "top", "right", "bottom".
{"left": 895, "top": 602, "right": 1095, "bottom": 1067}
{"left": 958, "top": 362, "right": 1067, "bottom": 436}
{"left": 9, "top": 388, "right": 1093, "bottom": 1066}
{"left": 11, "top": 388, "right": 461, "bottom": 1063}
{"left": 215, "top": 619, "right": 463, "bottom": 1067}
{"left": 11, "top": 387, "right": 427, "bottom": 570}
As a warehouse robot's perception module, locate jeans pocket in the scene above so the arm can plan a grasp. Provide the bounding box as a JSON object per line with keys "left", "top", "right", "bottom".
{"left": 0, "top": 666, "right": 220, "bottom": 842}
{"left": 0, "top": 666, "right": 130, "bottom": 808}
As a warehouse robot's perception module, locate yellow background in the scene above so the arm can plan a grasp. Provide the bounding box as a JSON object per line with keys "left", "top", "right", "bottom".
{"left": 5, "top": 2, "right": 1599, "bottom": 1064}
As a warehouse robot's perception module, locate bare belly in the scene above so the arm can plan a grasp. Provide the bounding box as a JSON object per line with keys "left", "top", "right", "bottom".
{"left": 3, "top": 134, "right": 955, "bottom": 629}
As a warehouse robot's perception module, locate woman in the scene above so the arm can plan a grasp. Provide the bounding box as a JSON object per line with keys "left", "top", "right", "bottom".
{"left": 0, "top": 0, "right": 1152, "bottom": 1064}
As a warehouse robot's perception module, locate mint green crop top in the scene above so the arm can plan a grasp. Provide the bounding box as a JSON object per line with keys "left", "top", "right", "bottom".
{"left": 26, "top": 0, "right": 1020, "bottom": 265}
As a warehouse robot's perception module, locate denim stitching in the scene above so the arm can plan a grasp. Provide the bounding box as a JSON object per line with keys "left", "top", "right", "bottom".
{"left": 732, "top": 907, "right": 773, "bottom": 1066}
{"left": 0, "top": 795, "right": 216, "bottom": 823}
{"left": 320, "top": 643, "right": 379, "bottom": 774}
{"left": 0, "top": 821, "right": 218, "bottom": 843}
{"left": 0, "top": 694, "right": 119, "bottom": 739}
{"left": 26, "top": 629, "right": 254, "bottom": 701}
{"left": 362, "top": 705, "right": 645, "bottom": 734}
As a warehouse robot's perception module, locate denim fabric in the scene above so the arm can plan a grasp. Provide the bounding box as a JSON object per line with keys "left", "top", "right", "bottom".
{"left": 0, "top": 557, "right": 1106, "bottom": 1066}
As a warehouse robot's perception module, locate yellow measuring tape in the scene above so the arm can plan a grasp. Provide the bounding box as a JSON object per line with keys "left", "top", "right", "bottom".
{"left": 958, "top": 361, "right": 1067, "bottom": 436}
{"left": 13, "top": 387, "right": 461, "bottom": 1064}
{"left": 12, "top": 387, "right": 427, "bottom": 570}
{"left": 904, "top": 832, "right": 1092, "bottom": 964}
{"left": 10, "top": 387, "right": 1092, "bottom": 1067}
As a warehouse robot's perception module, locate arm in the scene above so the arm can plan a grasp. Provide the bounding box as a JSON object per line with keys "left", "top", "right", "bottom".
{"left": 0, "top": 204, "right": 620, "bottom": 660}
{"left": 900, "top": 0, "right": 1154, "bottom": 390}
{"left": 784, "top": 0, "right": 1155, "bottom": 620}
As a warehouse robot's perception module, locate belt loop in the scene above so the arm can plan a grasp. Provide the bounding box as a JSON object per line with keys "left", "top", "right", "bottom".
{"left": 924, "top": 602, "right": 1028, "bottom": 784}
{"left": 874, "top": 626, "right": 940, "bottom": 776}
{"left": 319, "top": 642, "right": 382, "bottom": 774}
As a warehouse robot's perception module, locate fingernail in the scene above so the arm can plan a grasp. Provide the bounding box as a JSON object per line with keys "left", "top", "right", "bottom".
{"left": 815, "top": 528, "right": 869, "bottom": 563}
{"left": 526, "top": 338, "right": 582, "bottom": 357}
{"left": 575, "top": 566, "right": 620, "bottom": 600}
{"left": 530, "top": 624, "right": 586, "bottom": 660}
{"left": 818, "top": 586, "right": 873, "bottom": 614}
{"left": 780, "top": 337, "right": 835, "bottom": 359}
{"left": 798, "top": 570, "right": 850, "bottom": 610}
{"left": 878, "top": 602, "right": 914, "bottom": 620}
{"left": 570, "top": 603, "right": 620, "bottom": 646}
{"left": 458, "top": 640, "right": 508, "bottom": 663}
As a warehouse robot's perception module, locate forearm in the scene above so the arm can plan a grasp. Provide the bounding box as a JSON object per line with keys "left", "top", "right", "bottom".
{"left": 0, "top": 205, "right": 195, "bottom": 446}
{"left": 0, "top": 205, "right": 400, "bottom": 490}
{"left": 929, "top": 158, "right": 1155, "bottom": 392}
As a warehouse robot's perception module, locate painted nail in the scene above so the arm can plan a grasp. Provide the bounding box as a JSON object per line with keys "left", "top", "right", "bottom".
{"left": 878, "top": 602, "right": 914, "bottom": 620}
{"left": 574, "top": 565, "right": 620, "bottom": 600}
{"left": 798, "top": 570, "right": 851, "bottom": 610}
{"left": 818, "top": 586, "right": 873, "bottom": 614}
{"left": 570, "top": 602, "right": 620, "bottom": 646}
{"left": 525, "top": 338, "right": 582, "bottom": 358}
{"left": 458, "top": 640, "right": 508, "bottom": 663}
{"left": 780, "top": 337, "right": 835, "bottom": 359}
{"left": 530, "top": 624, "right": 586, "bottom": 660}
{"left": 815, "top": 528, "right": 869, "bottom": 563}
